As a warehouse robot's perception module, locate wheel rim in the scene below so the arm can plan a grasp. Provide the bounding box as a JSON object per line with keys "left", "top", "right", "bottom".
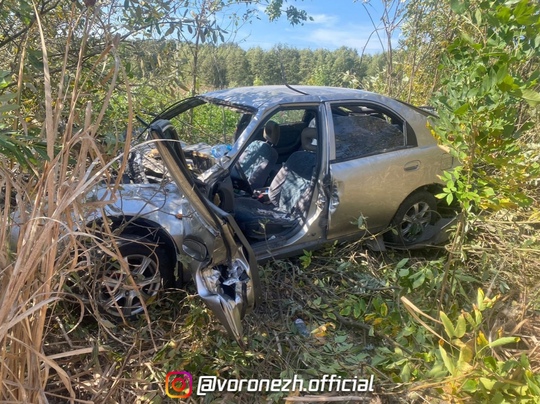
{"left": 98, "top": 253, "right": 161, "bottom": 317}
{"left": 399, "top": 201, "right": 432, "bottom": 243}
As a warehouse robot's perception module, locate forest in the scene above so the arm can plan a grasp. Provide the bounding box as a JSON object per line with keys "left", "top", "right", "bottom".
{"left": 0, "top": 0, "right": 539, "bottom": 402}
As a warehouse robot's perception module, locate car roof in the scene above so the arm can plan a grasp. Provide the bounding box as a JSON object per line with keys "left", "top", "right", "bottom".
{"left": 201, "top": 85, "right": 384, "bottom": 109}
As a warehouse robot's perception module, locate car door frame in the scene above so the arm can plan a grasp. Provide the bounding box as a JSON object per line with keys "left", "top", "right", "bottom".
{"left": 236, "top": 102, "right": 333, "bottom": 258}
{"left": 149, "top": 119, "right": 261, "bottom": 344}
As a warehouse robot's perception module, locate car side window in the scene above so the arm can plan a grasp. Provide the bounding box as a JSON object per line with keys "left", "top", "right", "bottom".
{"left": 269, "top": 109, "right": 306, "bottom": 124}
{"left": 250, "top": 108, "right": 318, "bottom": 162}
{"left": 332, "top": 105, "right": 406, "bottom": 161}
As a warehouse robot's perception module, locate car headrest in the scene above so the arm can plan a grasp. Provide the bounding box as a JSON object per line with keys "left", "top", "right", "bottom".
{"left": 263, "top": 120, "right": 280, "bottom": 146}
{"left": 300, "top": 127, "right": 317, "bottom": 152}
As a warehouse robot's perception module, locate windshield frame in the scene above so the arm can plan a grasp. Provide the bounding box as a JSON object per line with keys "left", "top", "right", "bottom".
{"left": 148, "top": 96, "right": 260, "bottom": 179}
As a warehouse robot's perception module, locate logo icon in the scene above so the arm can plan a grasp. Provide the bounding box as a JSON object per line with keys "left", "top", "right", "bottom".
{"left": 165, "top": 371, "right": 193, "bottom": 398}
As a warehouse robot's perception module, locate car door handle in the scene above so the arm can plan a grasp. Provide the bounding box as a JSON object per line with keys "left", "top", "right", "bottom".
{"left": 404, "top": 160, "right": 420, "bottom": 171}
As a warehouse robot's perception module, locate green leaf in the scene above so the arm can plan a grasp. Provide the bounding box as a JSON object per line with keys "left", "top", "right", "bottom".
{"left": 474, "top": 8, "right": 482, "bottom": 24}
{"left": 0, "top": 92, "right": 15, "bottom": 102}
{"left": 164, "top": 24, "right": 175, "bottom": 36}
{"left": 450, "top": 0, "right": 469, "bottom": 14}
{"left": 520, "top": 353, "right": 530, "bottom": 368}
{"left": 0, "top": 104, "right": 18, "bottom": 114}
{"left": 455, "top": 314, "right": 467, "bottom": 338}
{"left": 439, "top": 345, "right": 455, "bottom": 375}
{"left": 487, "top": 336, "right": 520, "bottom": 348}
{"left": 340, "top": 305, "right": 351, "bottom": 316}
{"left": 474, "top": 308, "right": 483, "bottom": 326}
{"left": 398, "top": 267, "right": 409, "bottom": 277}
{"left": 463, "top": 311, "right": 476, "bottom": 327}
{"left": 395, "top": 258, "right": 409, "bottom": 270}
{"left": 440, "top": 311, "right": 456, "bottom": 338}
{"left": 334, "top": 335, "right": 347, "bottom": 343}
{"left": 27, "top": 49, "right": 44, "bottom": 69}
{"left": 400, "top": 362, "right": 412, "bottom": 383}
{"left": 477, "top": 288, "right": 486, "bottom": 311}
{"left": 353, "top": 300, "right": 364, "bottom": 318}
{"left": 479, "top": 377, "right": 496, "bottom": 391}
{"left": 461, "top": 378, "right": 478, "bottom": 393}
{"left": 412, "top": 273, "right": 425, "bottom": 289}
{"left": 454, "top": 102, "right": 469, "bottom": 116}
{"left": 525, "top": 372, "right": 540, "bottom": 396}
{"left": 484, "top": 356, "right": 497, "bottom": 371}
{"left": 379, "top": 303, "right": 388, "bottom": 317}
{"left": 521, "top": 89, "right": 540, "bottom": 106}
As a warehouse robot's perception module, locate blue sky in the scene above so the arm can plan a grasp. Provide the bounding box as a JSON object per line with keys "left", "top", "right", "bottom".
{"left": 218, "top": 0, "right": 402, "bottom": 54}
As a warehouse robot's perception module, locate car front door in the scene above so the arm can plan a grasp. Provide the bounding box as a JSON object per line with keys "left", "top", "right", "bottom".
{"left": 149, "top": 119, "right": 260, "bottom": 344}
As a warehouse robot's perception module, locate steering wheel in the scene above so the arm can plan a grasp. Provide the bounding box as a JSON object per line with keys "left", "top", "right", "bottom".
{"left": 233, "top": 162, "right": 253, "bottom": 194}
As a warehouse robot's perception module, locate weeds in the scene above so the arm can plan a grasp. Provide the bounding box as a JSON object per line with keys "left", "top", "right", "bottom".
{"left": 29, "top": 223, "right": 538, "bottom": 403}
{"left": 0, "top": 3, "right": 132, "bottom": 402}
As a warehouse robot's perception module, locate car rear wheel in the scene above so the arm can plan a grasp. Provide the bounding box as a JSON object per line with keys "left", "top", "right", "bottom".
{"left": 386, "top": 191, "right": 438, "bottom": 246}
{"left": 96, "top": 235, "right": 174, "bottom": 317}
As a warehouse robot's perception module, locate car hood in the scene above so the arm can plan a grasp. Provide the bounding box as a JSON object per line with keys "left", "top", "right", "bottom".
{"left": 86, "top": 182, "right": 185, "bottom": 217}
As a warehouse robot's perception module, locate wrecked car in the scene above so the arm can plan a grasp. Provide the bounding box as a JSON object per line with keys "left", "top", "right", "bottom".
{"left": 87, "top": 85, "right": 457, "bottom": 342}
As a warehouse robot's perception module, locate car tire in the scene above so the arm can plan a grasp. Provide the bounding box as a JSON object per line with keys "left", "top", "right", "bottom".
{"left": 96, "top": 234, "right": 175, "bottom": 318}
{"left": 386, "top": 191, "right": 438, "bottom": 246}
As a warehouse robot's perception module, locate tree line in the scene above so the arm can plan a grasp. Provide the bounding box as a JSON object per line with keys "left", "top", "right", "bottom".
{"left": 0, "top": 0, "right": 458, "bottom": 142}
{"left": 120, "top": 40, "right": 385, "bottom": 95}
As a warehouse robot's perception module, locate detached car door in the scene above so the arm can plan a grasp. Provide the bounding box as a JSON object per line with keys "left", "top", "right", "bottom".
{"left": 149, "top": 119, "right": 261, "bottom": 344}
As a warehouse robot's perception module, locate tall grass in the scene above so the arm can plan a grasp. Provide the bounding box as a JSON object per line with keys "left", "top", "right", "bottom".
{"left": 0, "top": 4, "right": 131, "bottom": 402}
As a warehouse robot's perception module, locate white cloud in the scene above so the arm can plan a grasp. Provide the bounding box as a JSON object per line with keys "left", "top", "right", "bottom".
{"left": 307, "top": 13, "right": 339, "bottom": 26}
{"left": 301, "top": 25, "right": 385, "bottom": 53}
{"left": 231, "top": 3, "right": 395, "bottom": 55}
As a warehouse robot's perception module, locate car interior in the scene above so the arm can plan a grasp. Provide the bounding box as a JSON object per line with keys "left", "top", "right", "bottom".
{"left": 230, "top": 108, "right": 320, "bottom": 242}
{"left": 233, "top": 128, "right": 318, "bottom": 241}
{"left": 149, "top": 106, "right": 321, "bottom": 244}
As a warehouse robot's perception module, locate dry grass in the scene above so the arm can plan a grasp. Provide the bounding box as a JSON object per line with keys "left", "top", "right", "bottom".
{"left": 33, "top": 225, "right": 540, "bottom": 403}
{"left": 31, "top": 248, "right": 392, "bottom": 403}
{"left": 463, "top": 209, "right": 540, "bottom": 369}
{"left": 0, "top": 4, "right": 132, "bottom": 402}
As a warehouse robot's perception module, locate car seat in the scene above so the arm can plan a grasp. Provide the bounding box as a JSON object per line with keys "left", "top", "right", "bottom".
{"left": 237, "top": 120, "right": 280, "bottom": 189}
{"left": 234, "top": 149, "right": 317, "bottom": 240}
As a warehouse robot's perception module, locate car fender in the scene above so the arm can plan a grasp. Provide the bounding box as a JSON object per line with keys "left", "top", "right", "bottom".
{"left": 86, "top": 183, "right": 184, "bottom": 239}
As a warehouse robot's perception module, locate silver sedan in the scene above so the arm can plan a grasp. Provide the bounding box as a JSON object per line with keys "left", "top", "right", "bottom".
{"left": 89, "top": 85, "right": 458, "bottom": 342}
